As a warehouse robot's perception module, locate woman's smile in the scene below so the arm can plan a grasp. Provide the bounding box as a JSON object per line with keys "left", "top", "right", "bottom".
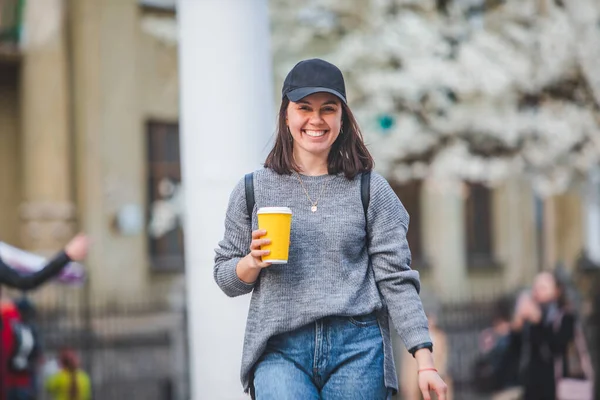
{"left": 302, "top": 129, "right": 328, "bottom": 138}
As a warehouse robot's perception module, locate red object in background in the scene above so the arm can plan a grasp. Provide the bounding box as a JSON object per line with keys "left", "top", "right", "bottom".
{"left": 0, "top": 301, "right": 30, "bottom": 400}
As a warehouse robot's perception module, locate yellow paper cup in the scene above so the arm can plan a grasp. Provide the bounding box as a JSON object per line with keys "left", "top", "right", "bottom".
{"left": 257, "top": 207, "right": 292, "bottom": 264}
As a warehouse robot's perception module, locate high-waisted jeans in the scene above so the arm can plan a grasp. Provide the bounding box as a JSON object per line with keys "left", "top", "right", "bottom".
{"left": 253, "top": 313, "right": 391, "bottom": 400}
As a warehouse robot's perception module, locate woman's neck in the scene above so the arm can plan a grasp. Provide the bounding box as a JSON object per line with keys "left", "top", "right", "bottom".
{"left": 293, "top": 150, "right": 329, "bottom": 176}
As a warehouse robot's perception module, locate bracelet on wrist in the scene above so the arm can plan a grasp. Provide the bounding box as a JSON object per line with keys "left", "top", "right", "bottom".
{"left": 418, "top": 367, "right": 438, "bottom": 374}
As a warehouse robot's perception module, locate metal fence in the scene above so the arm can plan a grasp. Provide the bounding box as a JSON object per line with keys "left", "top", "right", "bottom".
{"left": 8, "top": 286, "right": 190, "bottom": 400}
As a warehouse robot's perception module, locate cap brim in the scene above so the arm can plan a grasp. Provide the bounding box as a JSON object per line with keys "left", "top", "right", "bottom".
{"left": 286, "top": 87, "right": 346, "bottom": 103}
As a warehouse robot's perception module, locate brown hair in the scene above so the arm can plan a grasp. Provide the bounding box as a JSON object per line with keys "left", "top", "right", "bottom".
{"left": 59, "top": 348, "right": 79, "bottom": 400}
{"left": 264, "top": 97, "right": 374, "bottom": 180}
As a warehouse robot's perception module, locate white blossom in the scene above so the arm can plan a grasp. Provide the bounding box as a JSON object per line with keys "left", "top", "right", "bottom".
{"left": 271, "top": 0, "right": 600, "bottom": 195}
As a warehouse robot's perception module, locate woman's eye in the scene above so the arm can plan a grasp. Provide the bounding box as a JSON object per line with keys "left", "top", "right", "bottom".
{"left": 299, "top": 106, "right": 310, "bottom": 111}
{"left": 322, "top": 107, "right": 336, "bottom": 112}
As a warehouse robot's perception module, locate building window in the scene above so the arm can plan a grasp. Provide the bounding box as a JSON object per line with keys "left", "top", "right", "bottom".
{"left": 392, "top": 181, "right": 424, "bottom": 266}
{"left": 147, "top": 121, "right": 184, "bottom": 271}
{"left": 465, "top": 182, "right": 494, "bottom": 267}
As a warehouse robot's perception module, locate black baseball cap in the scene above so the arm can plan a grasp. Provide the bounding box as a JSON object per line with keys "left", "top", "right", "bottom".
{"left": 282, "top": 59, "right": 347, "bottom": 104}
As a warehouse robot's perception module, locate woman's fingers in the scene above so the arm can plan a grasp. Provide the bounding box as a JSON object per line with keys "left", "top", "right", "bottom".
{"left": 418, "top": 372, "right": 447, "bottom": 400}
{"left": 433, "top": 377, "right": 447, "bottom": 400}
{"left": 251, "top": 229, "right": 267, "bottom": 239}
{"left": 251, "top": 249, "right": 270, "bottom": 258}
{"left": 257, "top": 261, "right": 272, "bottom": 268}
{"left": 250, "top": 238, "right": 271, "bottom": 250}
{"left": 249, "top": 230, "right": 272, "bottom": 268}
{"left": 435, "top": 385, "right": 447, "bottom": 400}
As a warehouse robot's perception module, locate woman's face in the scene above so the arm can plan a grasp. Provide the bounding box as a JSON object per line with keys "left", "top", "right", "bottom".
{"left": 286, "top": 92, "right": 343, "bottom": 162}
{"left": 532, "top": 272, "right": 559, "bottom": 304}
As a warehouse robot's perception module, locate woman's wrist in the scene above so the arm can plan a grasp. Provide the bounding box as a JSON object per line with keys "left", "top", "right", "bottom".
{"left": 236, "top": 255, "right": 261, "bottom": 284}
{"left": 414, "top": 348, "right": 435, "bottom": 369}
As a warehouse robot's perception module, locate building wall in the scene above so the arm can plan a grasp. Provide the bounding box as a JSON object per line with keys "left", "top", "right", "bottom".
{"left": 0, "top": 65, "right": 21, "bottom": 247}
{"left": 554, "top": 191, "right": 584, "bottom": 271}
{"left": 417, "top": 177, "right": 539, "bottom": 301}
{"left": 69, "top": 0, "right": 182, "bottom": 306}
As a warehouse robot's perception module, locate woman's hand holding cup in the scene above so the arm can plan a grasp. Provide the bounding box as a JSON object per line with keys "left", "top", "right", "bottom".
{"left": 237, "top": 207, "right": 292, "bottom": 284}
{"left": 247, "top": 229, "right": 272, "bottom": 269}
{"left": 236, "top": 229, "right": 271, "bottom": 284}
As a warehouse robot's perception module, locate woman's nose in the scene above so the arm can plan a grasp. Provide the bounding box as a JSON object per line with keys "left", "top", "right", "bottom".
{"left": 309, "top": 111, "right": 325, "bottom": 124}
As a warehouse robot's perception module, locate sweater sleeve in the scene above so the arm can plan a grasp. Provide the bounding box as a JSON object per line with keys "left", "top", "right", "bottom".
{"left": 367, "top": 173, "right": 432, "bottom": 351}
{"left": 213, "top": 177, "right": 256, "bottom": 297}
{"left": 0, "top": 251, "right": 71, "bottom": 290}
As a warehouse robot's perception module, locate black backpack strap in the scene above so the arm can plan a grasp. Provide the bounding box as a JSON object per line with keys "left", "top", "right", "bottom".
{"left": 361, "top": 171, "right": 371, "bottom": 219}
{"left": 244, "top": 173, "right": 255, "bottom": 217}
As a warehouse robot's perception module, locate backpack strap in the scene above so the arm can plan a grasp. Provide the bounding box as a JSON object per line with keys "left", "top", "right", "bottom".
{"left": 361, "top": 171, "right": 371, "bottom": 219}
{"left": 244, "top": 173, "right": 255, "bottom": 218}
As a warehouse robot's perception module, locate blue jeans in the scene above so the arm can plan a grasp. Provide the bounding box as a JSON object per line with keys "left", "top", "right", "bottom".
{"left": 253, "top": 313, "right": 391, "bottom": 400}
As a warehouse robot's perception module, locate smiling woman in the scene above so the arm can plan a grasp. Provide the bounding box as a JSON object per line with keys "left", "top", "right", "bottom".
{"left": 265, "top": 59, "right": 373, "bottom": 180}
{"left": 214, "top": 58, "right": 448, "bottom": 400}
{"left": 285, "top": 93, "right": 343, "bottom": 170}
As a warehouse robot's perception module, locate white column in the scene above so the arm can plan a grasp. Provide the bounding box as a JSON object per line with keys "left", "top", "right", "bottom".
{"left": 177, "top": 1, "right": 274, "bottom": 399}
{"left": 585, "top": 165, "right": 600, "bottom": 265}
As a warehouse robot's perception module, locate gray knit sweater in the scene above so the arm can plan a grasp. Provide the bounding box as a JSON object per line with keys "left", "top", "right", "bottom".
{"left": 214, "top": 168, "right": 431, "bottom": 393}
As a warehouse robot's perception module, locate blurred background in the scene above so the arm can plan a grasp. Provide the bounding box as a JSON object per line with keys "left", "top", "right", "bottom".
{"left": 0, "top": 0, "right": 599, "bottom": 399}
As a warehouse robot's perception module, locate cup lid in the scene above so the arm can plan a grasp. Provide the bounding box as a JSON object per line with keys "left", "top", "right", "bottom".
{"left": 257, "top": 207, "right": 292, "bottom": 215}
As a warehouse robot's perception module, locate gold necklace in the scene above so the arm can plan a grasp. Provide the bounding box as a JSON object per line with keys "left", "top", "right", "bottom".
{"left": 294, "top": 172, "right": 335, "bottom": 212}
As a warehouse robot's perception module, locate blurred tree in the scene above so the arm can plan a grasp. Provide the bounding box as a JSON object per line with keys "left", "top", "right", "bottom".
{"left": 270, "top": 0, "right": 600, "bottom": 195}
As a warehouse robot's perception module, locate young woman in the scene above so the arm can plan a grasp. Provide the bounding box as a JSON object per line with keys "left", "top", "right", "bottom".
{"left": 214, "top": 59, "right": 447, "bottom": 399}
{"left": 510, "top": 271, "right": 578, "bottom": 400}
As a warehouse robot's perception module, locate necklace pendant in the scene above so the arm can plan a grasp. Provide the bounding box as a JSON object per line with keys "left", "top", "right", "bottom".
{"left": 311, "top": 205, "right": 317, "bottom": 212}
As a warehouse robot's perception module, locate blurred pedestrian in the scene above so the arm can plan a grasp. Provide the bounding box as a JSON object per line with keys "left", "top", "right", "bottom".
{"left": 45, "top": 349, "right": 91, "bottom": 400}
{"left": 13, "top": 297, "right": 43, "bottom": 397}
{"left": 509, "top": 271, "right": 585, "bottom": 400}
{"left": 0, "top": 234, "right": 90, "bottom": 400}
{"left": 474, "top": 296, "right": 522, "bottom": 400}
{"left": 0, "top": 234, "right": 89, "bottom": 290}
{"left": 1, "top": 299, "right": 34, "bottom": 400}
{"left": 214, "top": 58, "right": 447, "bottom": 399}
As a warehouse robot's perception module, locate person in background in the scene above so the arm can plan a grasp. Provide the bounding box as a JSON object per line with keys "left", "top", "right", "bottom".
{"left": 13, "top": 297, "right": 43, "bottom": 398}
{"left": 0, "top": 234, "right": 90, "bottom": 400}
{"left": 1, "top": 300, "right": 33, "bottom": 400}
{"left": 510, "top": 271, "right": 576, "bottom": 400}
{"left": 0, "top": 234, "right": 89, "bottom": 291}
{"left": 475, "top": 296, "right": 522, "bottom": 400}
{"left": 45, "top": 349, "right": 91, "bottom": 400}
